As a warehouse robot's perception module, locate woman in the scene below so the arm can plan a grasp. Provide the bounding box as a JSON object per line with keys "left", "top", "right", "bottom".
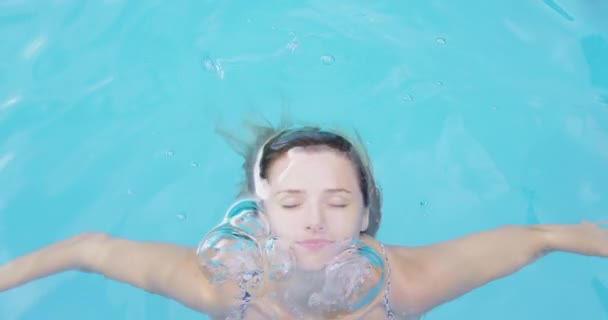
{"left": 1, "top": 125, "right": 607, "bottom": 319}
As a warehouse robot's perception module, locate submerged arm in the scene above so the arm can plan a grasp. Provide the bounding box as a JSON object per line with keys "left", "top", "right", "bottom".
{"left": 0, "top": 233, "right": 223, "bottom": 314}
{"left": 391, "top": 222, "right": 608, "bottom": 316}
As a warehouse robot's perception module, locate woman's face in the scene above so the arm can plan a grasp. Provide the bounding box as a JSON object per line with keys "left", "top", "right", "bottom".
{"left": 257, "top": 146, "right": 369, "bottom": 271}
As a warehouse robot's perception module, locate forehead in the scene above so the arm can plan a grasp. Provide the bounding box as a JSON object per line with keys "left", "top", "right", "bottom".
{"left": 266, "top": 147, "right": 359, "bottom": 187}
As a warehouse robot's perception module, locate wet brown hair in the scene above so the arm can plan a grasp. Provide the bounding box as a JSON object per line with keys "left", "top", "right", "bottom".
{"left": 218, "top": 123, "right": 383, "bottom": 237}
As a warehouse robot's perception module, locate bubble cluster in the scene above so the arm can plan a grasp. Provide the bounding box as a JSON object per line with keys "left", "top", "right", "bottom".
{"left": 308, "top": 241, "right": 385, "bottom": 312}
{"left": 197, "top": 199, "right": 387, "bottom": 315}
{"left": 197, "top": 200, "right": 268, "bottom": 280}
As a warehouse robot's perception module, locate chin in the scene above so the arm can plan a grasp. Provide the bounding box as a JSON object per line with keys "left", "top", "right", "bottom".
{"left": 291, "top": 239, "right": 355, "bottom": 272}
{"left": 296, "top": 259, "right": 327, "bottom": 272}
{"left": 293, "top": 250, "right": 334, "bottom": 272}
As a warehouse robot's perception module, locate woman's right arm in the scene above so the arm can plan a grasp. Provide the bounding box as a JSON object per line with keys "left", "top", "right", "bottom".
{"left": 0, "top": 233, "right": 226, "bottom": 315}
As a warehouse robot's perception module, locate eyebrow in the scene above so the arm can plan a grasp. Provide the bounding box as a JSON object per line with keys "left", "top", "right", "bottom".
{"left": 275, "top": 188, "right": 352, "bottom": 195}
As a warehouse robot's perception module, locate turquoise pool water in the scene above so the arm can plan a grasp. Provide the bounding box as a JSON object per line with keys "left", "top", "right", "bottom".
{"left": 1, "top": 1, "right": 607, "bottom": 319}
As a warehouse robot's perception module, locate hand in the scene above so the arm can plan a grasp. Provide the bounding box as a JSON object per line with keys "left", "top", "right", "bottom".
{"left": 0, "top": 232, "right": 109, "bottom": 292}
{"left": 546, "top": 220, "right": 608, "bottom": 257}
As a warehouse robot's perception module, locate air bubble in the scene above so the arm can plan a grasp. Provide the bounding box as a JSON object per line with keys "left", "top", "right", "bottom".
{"left": 263, "top": 237, "right": 295, "bottom": 281}
{"left": 436, "top": 37, "right": 446, "bottom": 45}
{"left": 203, "top": 57, "right": 225, "bottom": 79}
{"left": 402, "top": 94, "right": 414, "bottom": 102}
{"left": 286, "top": 33, "right": 299, "bottom": 52}
{"left": 176, "top": 212, "right": 187, "bottom": 221}
{"left": 286, "top": 40, "right": 298, "bottom": 52}
{"left": 191, "top": 162, "right": 199, "bottom": 168}
{"left": 165, "top": 150, "right": 174, "bottom": 156}
{"left": 435, "top": 81, "right": 443, "bottom": 87}
{"left": 203, "top": 59, "right": 214, "bottom": 71}
{"left": 320, "top": 55, "right": 335, "bottom": 65}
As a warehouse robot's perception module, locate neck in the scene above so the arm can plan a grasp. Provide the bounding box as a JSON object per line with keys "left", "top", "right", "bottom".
{"left": 267, "top": 268, "right": 326, "bottom": 314}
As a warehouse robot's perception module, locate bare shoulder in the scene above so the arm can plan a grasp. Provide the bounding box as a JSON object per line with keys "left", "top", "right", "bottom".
{"left": 383, "top": 245, "right": 428, "bottom": 315}
{"left": 160, "top": 245, "right": 243, "bottom": 316}
{"left": 360, "top": 238, "right": 435, "bottom": 317}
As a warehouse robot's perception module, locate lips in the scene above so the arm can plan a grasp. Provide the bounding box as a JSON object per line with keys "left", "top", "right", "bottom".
{"left": 297, "top": 239, "right": 335, "bottom": 250}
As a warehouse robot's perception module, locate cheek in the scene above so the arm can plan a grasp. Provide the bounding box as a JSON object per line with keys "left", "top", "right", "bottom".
{"left": 327, "top": 210, "right": 363, "bottom": 232}
{"left": 263, "top": 208, "right": 296, "bottom": 237}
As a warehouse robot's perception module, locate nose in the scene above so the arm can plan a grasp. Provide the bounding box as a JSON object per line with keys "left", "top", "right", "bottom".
{"left": 305, "top": 206, "right": 326, "bottom": 233}
{"left": 306, "top": 223, "right": 326, "bottom": 233}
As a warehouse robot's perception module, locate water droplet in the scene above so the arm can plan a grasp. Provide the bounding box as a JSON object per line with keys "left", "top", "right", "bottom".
{"left": 190, "top": 162, "right": 199, "bottom": 168}
{"left": 286, "top": 40, "right": 298, "bottom": 52}
{"left": 203, "top": 59, "right": 214, "bottom": 71}
{"left": 320, "top": 55, "right": 335, "bottom": 65}
{"left": 203, "top": 57, "right": 225, "bottom": 79}
{"left": 419, "top": 200, "right": 429, "bottom": 216}
{"left": 436, "top": 37, "right": 446, "bottom": 45}
{"left": 435, "top": 81, "right": 443, "bottom": 87}
{"left": 176, "top": 212, "right": 187, "bottom": 221}
{"left": 402, "top": 94, "right": 414, "bottom": 102}
{"left": 0, "top": 95, "right": 21, "bottom": 110}
{"left": 165, "top": 150, "right": 174, "bottom": 156}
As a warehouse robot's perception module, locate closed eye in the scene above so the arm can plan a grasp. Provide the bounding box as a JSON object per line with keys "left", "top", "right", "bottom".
{"left": 281, "top": 204, "right": 300, "bottom": 209}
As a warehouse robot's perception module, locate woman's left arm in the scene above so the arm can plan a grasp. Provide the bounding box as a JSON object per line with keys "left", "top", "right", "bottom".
{"left": 390, "top": 221, "right": 608, "bottom": 316}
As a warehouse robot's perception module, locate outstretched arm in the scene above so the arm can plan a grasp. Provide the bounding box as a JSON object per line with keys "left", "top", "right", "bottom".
{"left": 0, "top": 233, "right": 225, "bottom": 315}
{"left": 390, "top": 221, "right": 608, "bottom": 316}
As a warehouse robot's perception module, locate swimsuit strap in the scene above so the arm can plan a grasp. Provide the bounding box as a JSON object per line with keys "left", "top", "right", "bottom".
{"left": 380, "top": 243, "right": 395, "bottom": 319}
{"left": 235, "top": 272, "right": 256, "bottom": 320}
